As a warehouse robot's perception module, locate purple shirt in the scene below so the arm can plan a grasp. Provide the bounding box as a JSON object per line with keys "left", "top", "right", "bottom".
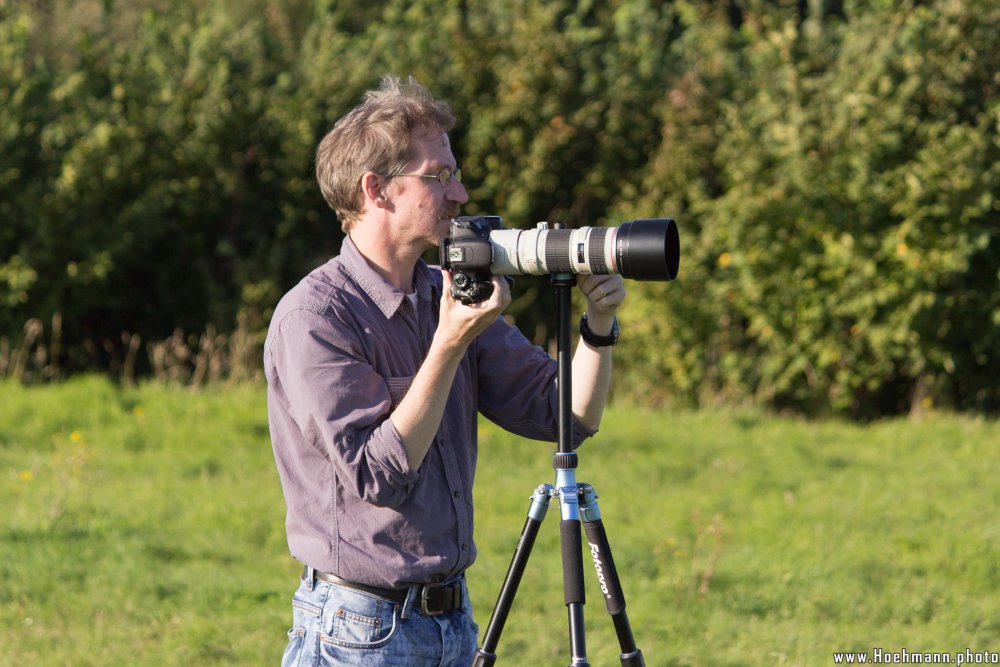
{"left": 264, "top": 236, "right": 594, "bottom": 589}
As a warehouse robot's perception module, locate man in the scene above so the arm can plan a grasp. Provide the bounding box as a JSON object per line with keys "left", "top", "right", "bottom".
{"left": 265, "top": 74, "right": 625, "bottom": 666}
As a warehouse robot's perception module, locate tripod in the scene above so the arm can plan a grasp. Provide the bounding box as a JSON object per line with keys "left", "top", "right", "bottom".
{"left": 473, "top": 273, "right": 645, "bottom": 667}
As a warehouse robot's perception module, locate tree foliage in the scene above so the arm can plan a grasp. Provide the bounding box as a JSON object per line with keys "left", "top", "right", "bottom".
{"left": 616, "top": 0, "right": 1000, "bottom": 416}
{"left": 1, "top": 0, "right": 997, "bottom": 416}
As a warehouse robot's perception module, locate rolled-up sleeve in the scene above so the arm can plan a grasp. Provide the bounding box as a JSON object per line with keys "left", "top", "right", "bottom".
{"left": 267, "top": 307, "right": 419, "bottom": 507}
{"left": 474, "top": 317, "right": 596, "bottom": 447}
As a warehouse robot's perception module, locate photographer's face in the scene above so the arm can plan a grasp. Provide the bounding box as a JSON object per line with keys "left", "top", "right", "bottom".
{"left": 388, "top": 129, "right": 468, "bottom": 249}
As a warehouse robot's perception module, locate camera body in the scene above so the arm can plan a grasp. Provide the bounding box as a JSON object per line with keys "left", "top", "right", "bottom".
{"left": 440, "top": 216, "right": 503, "bottom": 304}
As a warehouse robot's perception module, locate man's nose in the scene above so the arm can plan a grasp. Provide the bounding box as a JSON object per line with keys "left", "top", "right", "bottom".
{"left": 448, "top": 179, "right": 469, "bottom": 204}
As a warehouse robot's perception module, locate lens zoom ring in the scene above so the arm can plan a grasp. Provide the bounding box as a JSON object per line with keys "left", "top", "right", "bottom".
{"left": 545, "top": 230, "right": 574, "bottom": 273}
{"left": 588, "top": 228, "right": 609, "bottom": 274}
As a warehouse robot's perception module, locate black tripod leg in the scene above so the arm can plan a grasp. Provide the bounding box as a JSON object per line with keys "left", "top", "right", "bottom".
{"left": 556, "top": 467, "right": 591, "bottom": 667}
{"left": 561, "top": 516, "right": 591, "bottom": 667}
{"left": 579, "top": 484, "right": 646, "bottom": 667}
{"left": 473, "top": 485, "right": 552, "bottom": 667}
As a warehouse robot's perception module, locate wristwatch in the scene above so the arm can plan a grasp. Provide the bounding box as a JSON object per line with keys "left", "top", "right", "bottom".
{"left": 579, "top": 313, "right": 619, "bottom": 347}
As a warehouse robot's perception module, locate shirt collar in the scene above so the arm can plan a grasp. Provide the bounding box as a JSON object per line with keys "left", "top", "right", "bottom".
{"left": 340, "top": 235, "right": 437, "bottom": 319}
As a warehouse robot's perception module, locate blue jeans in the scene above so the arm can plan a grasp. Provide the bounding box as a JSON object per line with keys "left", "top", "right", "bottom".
{"left": 281, "top": 571, "right": 480, "bottom": 666}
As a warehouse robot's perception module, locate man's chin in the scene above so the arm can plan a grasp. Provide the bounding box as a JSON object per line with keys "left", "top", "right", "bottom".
{"left": 434, "top": 219, "right": 455, "bottom": 244}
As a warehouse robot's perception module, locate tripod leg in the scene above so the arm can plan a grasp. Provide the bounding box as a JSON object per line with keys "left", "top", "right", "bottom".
{"left": 473, "top": 485, "right": 552, "bottom": 667}
{"left": 579, "top": 484, "right": 646, "bottom": 667}
{"left": 561, "top": 516, "right": 591, "bottom": 667}
{"left": 556, "top": 467, "right": 591, "bottom": 667}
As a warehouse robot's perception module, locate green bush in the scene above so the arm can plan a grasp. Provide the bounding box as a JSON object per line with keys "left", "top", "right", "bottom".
{"left": 1, "top": 2, "right": 337, "bottom": 373}
{"left": 1, "top": 0, "right": 997, "bottom": 415}
{"left": 615, "top": 1, "right": 1000, "bottom": 416}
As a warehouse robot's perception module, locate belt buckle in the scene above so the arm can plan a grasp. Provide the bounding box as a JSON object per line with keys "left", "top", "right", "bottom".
{"left": 419, "top": 581, "right": 460, "bottom": 617}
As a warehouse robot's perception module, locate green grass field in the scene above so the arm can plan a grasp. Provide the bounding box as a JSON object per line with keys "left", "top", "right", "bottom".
{"left": 2, "top": 376, "right": 998, "bottom": 666}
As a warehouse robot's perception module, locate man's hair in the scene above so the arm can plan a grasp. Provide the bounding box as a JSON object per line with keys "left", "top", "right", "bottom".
{"left": 315, "top": 74, "right": 456, "bottom": 233}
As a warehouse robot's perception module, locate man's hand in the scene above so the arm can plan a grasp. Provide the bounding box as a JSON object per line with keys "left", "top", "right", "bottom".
{"left": 577, "top": 274, "right": 626, "bottom": 335}
{"left": 435, "top": 271, "right": 511, "bottom": 352}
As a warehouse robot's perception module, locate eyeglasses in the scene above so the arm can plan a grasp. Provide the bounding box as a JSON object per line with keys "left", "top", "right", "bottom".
{"left": 393, "top": 166, "right": 462, "bottom": 188}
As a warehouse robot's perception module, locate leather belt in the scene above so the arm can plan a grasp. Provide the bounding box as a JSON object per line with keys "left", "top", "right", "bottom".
{"left": 303, "top": 567, "right": 464, "bottom": 616}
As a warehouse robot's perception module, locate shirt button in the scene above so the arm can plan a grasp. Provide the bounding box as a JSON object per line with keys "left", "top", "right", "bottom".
{"left": 453, "top": 491, "right": 460, "bottom": 498}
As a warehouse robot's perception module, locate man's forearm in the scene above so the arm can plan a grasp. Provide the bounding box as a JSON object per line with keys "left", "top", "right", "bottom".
{"left": 392, "top": 274, "right": 511, "bottom": 470}
{"left": 389, "top": 338, "right": 465, "bottom": 470}
{"left": 571, "top": 310, "right": 615, "bottom": 432}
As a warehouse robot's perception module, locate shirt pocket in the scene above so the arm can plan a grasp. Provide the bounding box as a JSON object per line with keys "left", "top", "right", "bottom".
{"left": 383, "top": 375, "right": 415, "bottom": 410}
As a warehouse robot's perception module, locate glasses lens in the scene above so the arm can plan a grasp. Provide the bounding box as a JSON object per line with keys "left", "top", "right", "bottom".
{"left": 439, "top": 168, "right": 461, "bottom": 187}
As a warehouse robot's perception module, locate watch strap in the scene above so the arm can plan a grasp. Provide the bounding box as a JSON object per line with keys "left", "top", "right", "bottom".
{"left": 580, "top": 313, "right": 619, "bottom": 347}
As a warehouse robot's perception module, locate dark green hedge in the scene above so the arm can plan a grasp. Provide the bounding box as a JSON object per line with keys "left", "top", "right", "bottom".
{"left": 2, "top": 0, "right": 997, "bottom": 416}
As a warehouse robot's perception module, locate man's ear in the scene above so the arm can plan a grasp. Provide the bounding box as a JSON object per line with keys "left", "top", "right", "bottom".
{"left": 360, "top": 171, "right": 390, "bottom": 208}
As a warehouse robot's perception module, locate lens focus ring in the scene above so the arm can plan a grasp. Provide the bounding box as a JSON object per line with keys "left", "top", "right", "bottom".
{"left": 544, "top": 230, "right": 574, "bottom": 274}
{"left": 587, "top": 228, "right": 609, "bottom": 274}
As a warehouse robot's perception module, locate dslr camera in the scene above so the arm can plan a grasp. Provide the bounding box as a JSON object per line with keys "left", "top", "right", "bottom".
{"left": 440, "top": 216, "right": 679, "bottom": 304}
